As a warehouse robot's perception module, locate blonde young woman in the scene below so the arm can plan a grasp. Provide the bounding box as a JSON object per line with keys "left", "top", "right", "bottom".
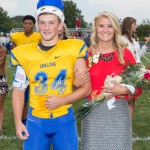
{"left": 78, "top": 12, "right": 142, "bottom": 150}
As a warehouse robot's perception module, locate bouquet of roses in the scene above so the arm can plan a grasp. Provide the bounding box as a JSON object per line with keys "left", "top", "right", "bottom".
{"left": 120, "top": 64, "right": 150, "bottom": 88}
{"left": 75, "top": 63, "right": 150, "bottom": 121}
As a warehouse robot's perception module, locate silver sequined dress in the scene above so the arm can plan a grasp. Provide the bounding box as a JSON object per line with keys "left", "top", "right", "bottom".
{"left": 81, "top": 99, "right": 132, "bottom": 150}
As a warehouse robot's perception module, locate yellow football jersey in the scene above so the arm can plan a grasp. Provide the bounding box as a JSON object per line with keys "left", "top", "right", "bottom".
{"left": 10, "top": 32, "right": 41, "bottom": 46}
{"left": 11, "top": 39, "right": 88, "bottom": 118}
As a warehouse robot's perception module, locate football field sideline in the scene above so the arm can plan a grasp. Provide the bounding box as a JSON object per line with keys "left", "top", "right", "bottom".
{"left": 1, "top": 135, "right": 150, "bottom": 142}
{"left": 143, "top": 55, "right": 150, "bottom": 62}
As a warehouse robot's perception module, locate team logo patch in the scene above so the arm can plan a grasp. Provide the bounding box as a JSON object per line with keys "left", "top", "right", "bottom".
{"left": 16, "top": 73, "right": 25, "bottom": 80}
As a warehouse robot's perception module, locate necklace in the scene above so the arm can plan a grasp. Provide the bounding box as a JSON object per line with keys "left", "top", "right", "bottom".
{"left": 88, "top": 52, "right": 114, "bottom": 67}
{"left": 93, "top": 46, "right": 115, "bottom": 61}
{"left": 88, "top": 47, "right": 115, "bottom": 67}
{"left": 99, "top": 53, "right": 114, "bottom": 62}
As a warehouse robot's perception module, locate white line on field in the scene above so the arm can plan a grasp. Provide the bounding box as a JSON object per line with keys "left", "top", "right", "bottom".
{"left": 0, "top": 136, "right": 150, "bottom": 141}
{"left": 133, "top": 136, "right": 150, "bottom": 142}
{"left": 78, "top": 137, "right": 150, "bottom": 142}
{"left": 0, "top": 135, "right": 17, "bottom": 140}
{"left": 143, "top": 55, "right": 150, "bottom": 62}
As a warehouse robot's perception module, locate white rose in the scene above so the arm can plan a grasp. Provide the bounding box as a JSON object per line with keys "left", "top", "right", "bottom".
{"left": 104, "top": 75, "right": 114, "bottom": 87}
{"left": 113, "top": 75, "right": 122, "bottom": 83}
{"left": 93, "top": 54, "right": 99, "bottom": 64}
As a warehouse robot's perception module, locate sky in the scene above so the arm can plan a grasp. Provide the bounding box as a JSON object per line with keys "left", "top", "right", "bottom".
{"left": 0, "top": 0, "right": 150, "bottom": 24}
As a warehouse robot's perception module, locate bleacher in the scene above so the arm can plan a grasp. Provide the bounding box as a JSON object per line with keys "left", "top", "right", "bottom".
{"left": 10, "top": 28, "right": 37, "bottom": 33}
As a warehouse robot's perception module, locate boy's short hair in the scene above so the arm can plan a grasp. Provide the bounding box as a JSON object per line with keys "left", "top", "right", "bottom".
{"left": 23, "top": 15, "right": 36, "bottom": 24}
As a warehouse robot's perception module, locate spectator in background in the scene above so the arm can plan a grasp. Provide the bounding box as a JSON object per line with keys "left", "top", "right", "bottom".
{"left": 10, "top": 15, "right": 41, "bottom": 49}
{"left": 10, "top": 15, "right": 41, "bottom": 126}
{"left": 121, "top": 17, "right": 150, "bottom": 136}
{"left": 58, "top": 23, "right": 68, "bottom": 40}
{"left": 5, "top": 33, "right": 11, "bottom": 54}
{"left": 121, "top": 17, "right": 149, "bottom": 64}
{"left": 78, "top": 30, "right": 84, "bottom": 39}
{"left": 144, "top": 35, "right": 150, "bottom": 48}
{"left": 0, "top": 45, "right": 9, "bottom": 135}
{"left": 0, "top": 32, "right": 6, "bottom": 47}
{"left": 69, "top": 32, "right": 76, "bottom": 39}
{"left": 83, "top": 32, "right": 91, "bottom": 48}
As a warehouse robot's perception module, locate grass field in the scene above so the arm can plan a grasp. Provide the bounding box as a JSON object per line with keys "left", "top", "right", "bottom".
{"left": 0, "top": 53, "right": 150, "bottom": 150}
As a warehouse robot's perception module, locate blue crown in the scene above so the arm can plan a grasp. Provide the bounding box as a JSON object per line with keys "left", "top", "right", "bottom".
{"left": 37, "top": 0, "right": 64, "bottom": 12}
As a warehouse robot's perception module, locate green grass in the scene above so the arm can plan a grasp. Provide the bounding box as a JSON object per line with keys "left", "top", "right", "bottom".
{"left": 0, "top": 54, "right": 150, "bottom": 149}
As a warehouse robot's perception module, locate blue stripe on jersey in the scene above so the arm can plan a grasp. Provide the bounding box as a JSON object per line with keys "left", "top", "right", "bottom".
{"left": 84, "top": 50, "right": 88, "bottom": 59}
{"left": 79, "top": 43, "right": 88, "bottom": 59}
{"left": 10, "top": 60, "right": 15, "bottom": 67}
{"left": 10, "top": 52, "right": 19, "bottom": 67}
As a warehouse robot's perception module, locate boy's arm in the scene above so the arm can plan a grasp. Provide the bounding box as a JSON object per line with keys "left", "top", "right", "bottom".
{"left": 45, "top": 58, "right": 92, "bottom": 110}
{"left": 12, "top": 88, "right": 29, "bottom": 140}
{"left": 12, "top": 66, "right": 29, "bottom": 140}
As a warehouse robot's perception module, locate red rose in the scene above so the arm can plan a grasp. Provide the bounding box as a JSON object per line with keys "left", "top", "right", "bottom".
{"left": 144, "top": 70, "right": 150, "bottom": 80}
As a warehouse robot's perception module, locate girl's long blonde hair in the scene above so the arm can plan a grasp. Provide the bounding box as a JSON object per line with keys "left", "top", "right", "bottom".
{"left": 90, "top": 11, "right": 127, "bottom": 64}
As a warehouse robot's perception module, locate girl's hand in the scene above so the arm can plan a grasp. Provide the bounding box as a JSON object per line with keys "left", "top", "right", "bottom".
{"left": 102, "top": 81, "right": 128, "bottom": 97}
{"left": 144, "top": 36, "right": 150, "bottom": 42}
{"left": 73, "top": 68, "right": 90, "bottom": 88}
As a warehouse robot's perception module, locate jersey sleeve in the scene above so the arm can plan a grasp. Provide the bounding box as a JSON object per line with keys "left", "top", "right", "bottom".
{"left": 10, "top": 50, "right": 20, "bottom": 67}
{"left": 13, "top": 66, "right": 28, "bottom": 89}
{"left": 10, "top": 33, "right": 17, "bottom": 44}
{"left": 78, "top": 40, "right": 88, "bottom": 59}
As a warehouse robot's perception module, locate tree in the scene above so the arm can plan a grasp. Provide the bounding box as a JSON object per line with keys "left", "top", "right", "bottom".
{"left": 11, "top": 16, "right": 24, "bottom": 28}
{"left": 136, "top": 19, "right": 150, "bottom": 40}
{"left": 0, "top": 6, "right": 25, "bottom": 33}
{"left": 142, "top": 18, "right": 150, "bottom": 25}
{"left": 0, "top": 6, "right": 12, "bottom": 32}
{"left": 63, "top": 1, "right": 87, "bottom": 28}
